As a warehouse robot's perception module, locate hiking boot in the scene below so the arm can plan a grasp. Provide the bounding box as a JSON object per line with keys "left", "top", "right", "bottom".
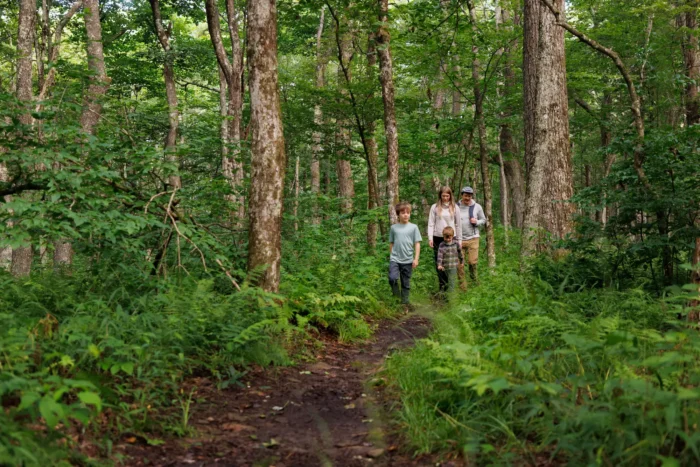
{"left": 469, "top": 264, "right": 478, "bottom": 283}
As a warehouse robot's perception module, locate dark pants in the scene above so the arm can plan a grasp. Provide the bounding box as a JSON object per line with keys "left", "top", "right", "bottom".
{"left": 389, "top": 261, "right": 413, "bottom": 304}
{"left": 432, "top": 236, "right": 448, "bottom": 292}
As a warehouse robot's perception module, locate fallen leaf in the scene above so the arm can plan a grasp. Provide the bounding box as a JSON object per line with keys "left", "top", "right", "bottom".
{"left": 367, "top": 448, "right": 384, "bottom": 458}
{"left": 344, "top": 403, "right": 356, "bottom": 409}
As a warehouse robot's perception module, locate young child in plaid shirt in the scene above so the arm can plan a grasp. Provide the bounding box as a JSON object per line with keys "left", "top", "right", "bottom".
{"left": 436, "top": 226, "right": 463, "bottom": 294}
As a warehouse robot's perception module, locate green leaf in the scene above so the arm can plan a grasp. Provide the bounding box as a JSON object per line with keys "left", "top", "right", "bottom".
{"left": 121, "top": 362, "right": 134, "bottom": 375}
{"left": 39, "top": 396, "right": 64, "bottom": 429}
{"left": 77, "top": 391, "right": 103, "bottom": 411}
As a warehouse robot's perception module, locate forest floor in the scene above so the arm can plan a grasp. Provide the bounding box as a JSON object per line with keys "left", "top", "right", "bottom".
{"left": 118, "top": 304, "right": 455, "bottom": 467}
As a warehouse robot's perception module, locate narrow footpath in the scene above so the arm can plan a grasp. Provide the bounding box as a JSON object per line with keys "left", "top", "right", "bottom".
{"left": 120, "top": 307, "right": 446, "bottom": 467}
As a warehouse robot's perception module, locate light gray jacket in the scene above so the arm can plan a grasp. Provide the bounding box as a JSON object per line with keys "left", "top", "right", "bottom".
{"left": 457, "top": 200, "right": 486, "bottom": 240}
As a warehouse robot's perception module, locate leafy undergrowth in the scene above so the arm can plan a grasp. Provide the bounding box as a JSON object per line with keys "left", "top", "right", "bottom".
{"left": 1, "top": 241, "right": 399, "bottom": 465}
{"left": 386, "top": 247, "right": 700, "bottom": 465}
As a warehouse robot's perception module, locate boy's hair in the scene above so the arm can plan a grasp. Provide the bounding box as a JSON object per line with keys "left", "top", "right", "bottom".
{"left": 395, "top": 202, "right": 412, "bottom": 216}
{"left": 442, "top": 226, "right": 455, "bottom": 237}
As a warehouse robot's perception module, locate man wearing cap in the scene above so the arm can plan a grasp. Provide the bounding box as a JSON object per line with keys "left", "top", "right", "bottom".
{"left": 457, "top": 186, "right": 486, "bottom": 288}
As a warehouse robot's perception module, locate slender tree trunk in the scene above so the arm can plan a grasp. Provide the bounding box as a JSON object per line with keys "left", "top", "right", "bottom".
{"left": 365, "top": 35, "right": 381, "bottom": 248}
{"left": 521, "top": 0, "right": 574, "bottom": 256}
{"left": 0, "top": 163, "right": 12, "bottom": 268}
{"left": 293, "top": 155, "right": 300, "bottom": 231}
{"left": 53, "top": 0, "right": 109, "bottom": 270}
{"left": 682, "top": 0, "right": 700, "bottom": 125}
{"left": 150, "top": 0, "right": 181, "bottom": 189}
{"left": 496, "top": 4, "right": 512, "bottom": 234}
{"left": 681, "top": 1, "right": 700, "bottom": 294}
{"left": 504, "top": 159, "right": 525, "bottom": 228}
{"left": 467, "top": 0, "right": 495, "bottom": 268}
{"left": 246, "top": 0, "right": 286, "bottom": 292}
{"left": 206, "top": 0, "right": 245, "bottom": 220}
{"left": 377, "top": 0, "right": 400, "bottom": 225}
{"left": 498, "top": 151, "right": 510, "bottom": 232}
{"left": 522, "top": 0, "right": 539, "bottom": 177}
{"left": 311, "top": 8, "right": 326, "bottom": 225}
{"left": 11, "top": 0, "right": 36, "bottom": 278}
{"left": 335, "top": 22, "right": 354, "bottom": 214}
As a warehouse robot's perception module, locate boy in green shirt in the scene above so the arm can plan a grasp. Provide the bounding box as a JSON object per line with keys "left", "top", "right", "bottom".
{"left": 389, "top": 202, "right": 422, "bottom": 309}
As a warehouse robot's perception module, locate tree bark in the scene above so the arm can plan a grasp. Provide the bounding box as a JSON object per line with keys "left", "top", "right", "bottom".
{"left": 335, "top": 20, "right": 354, "bottom": 214}
{"left": 682, "top": 0, "right": 700, "bottom": 125}
{"left": 681, "top": 0, "right": 700, "bottom": 295}
{"left": 11, "top": 0, "right": 36, "bottom": 278}
{"left": 365, "top": 34, "right": 382, "bottom": 248}
{"left": 311, "top": 7, "right": 326, "bottom": 225}
{"left": 0, "top": 163, "right": 12, "bottom": 268}
{"left": 246, "top": 0, "right": 286, "bottom": 292}
{"left": 522, "top": 0, "right": 539, "bottom": 176}
{"left": 206, "top": 0, "right": 245, "bottom": 219}
{"left": 496, "top": 4, "right": 512, "bottom": 234}
{"left": 377, "top": 0, "right": 400, "bottom": 225}
{"left": 149, "top": 0, "right": 181, "bottom": 189}
{"left": 504, "top": 159, "right": 525, "bottom": 228}
{"left": 467, "top": 0, "right": 495, "bottom": 268}
{"left": 293, "top": 155, "right": 300, "bottom": 231}
{"left": 522, "top": 0, "right": 574, "bottom": 256}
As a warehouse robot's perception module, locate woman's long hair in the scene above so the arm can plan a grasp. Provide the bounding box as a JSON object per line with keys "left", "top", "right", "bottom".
{"left": 435, "top": 186, "right": 455, "bottom": 216}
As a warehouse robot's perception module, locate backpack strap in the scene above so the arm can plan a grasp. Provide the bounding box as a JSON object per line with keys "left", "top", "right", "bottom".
{"left": 469, "top": 204, "right": 475, "bottom": 220}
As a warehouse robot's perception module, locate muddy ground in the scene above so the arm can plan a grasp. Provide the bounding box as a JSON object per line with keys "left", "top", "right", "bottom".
{"left": 118, "top": 309, "right": 456, "bottom": 467}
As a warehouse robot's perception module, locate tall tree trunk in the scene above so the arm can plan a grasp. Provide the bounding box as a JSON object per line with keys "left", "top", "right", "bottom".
{"left": 311, "top": 8, "right": 326, "bottom": 224}
{"left": 377, "top": 0, "right": 400, "bottom": 225}
{"left": 0, "top": 163, "right": 12, "bottom": 268}
{"left": 681, "top": 0, "right": 700, "bottom": 294}
{"left": 521, "top": 0, "right": 574, "bottom": 256}
{"left": 504, "top": 159, "right": 525, "bottom": 228}
{"left": 293, "top": 155, "right": 300, "bottom": 231}
{"left": 496, "top": 4, "right": 512, "bottom": 234}
{"left": 150, "top": 0, "right": 181, "bottom": 190}
{"left": 682, "top": 0, "right": 700, "bottom": 125}
{"left": 498, "top": 151, "right": 510, "bottom": 233}
{"left": 206, "top": 0, "right": 245, "bottom": 220}
{"left": 522, "top": 0, "right": 539, "bottom": 177}
{"left": 335, "top": 22, "right": 354, "bottom": 214}
{"left": 467, "top": 0, "right": 495, "bottom": 268}
{"left": 246, "top": 0, "right": 286, "bottom": 292}
{"left": 11, "top": 0, "right": 36, "bottom": 278}
{"left": 54, "top": 0, "right": 109, "bottom": 269}
{"left": 365, "top": 35, "right": 381, "bottom": 248}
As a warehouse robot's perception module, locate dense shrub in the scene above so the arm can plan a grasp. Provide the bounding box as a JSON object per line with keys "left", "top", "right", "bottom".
{"left": 387, "top": 252, "right": 700, "bottom": 465}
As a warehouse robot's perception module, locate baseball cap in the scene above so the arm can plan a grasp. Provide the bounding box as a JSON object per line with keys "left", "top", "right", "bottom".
{"left": 460, "top": 186, "right": 474, "bottom": 194}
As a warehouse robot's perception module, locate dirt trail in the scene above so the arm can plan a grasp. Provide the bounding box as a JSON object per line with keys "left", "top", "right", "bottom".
{"left": 122, "top": 307, "right": 439, "bottom": 467}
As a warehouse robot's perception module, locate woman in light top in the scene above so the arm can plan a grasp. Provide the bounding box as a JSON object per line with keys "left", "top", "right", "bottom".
{"left": 427, "top": 186, "right": 462, "bottom": 296}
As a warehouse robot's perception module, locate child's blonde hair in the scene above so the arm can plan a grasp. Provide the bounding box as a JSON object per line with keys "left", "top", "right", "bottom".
{"left": 442, "top": 226, "right": 455, "bottom": 237}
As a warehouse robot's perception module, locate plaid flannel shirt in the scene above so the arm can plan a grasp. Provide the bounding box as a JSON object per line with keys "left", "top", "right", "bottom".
{"left": 437, "top": 241, "right": 463, "bottom": 269}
